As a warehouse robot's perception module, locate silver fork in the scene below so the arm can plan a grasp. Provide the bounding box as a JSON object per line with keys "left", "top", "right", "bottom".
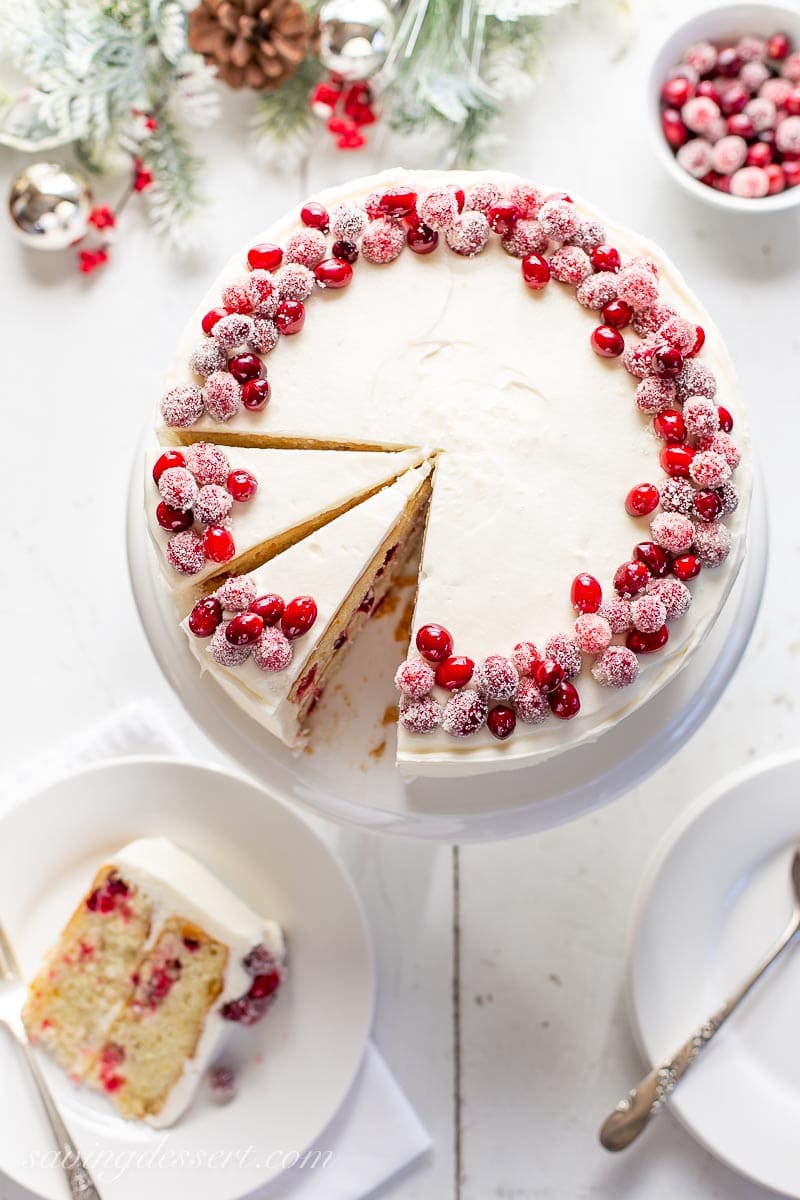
{"left": 0, "top": 923, "right": 103, "bottom": 1198}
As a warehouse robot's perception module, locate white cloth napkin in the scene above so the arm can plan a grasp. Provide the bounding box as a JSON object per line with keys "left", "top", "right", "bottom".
{"left": 0, "top": 701, "right": 431, "bottom": 1200}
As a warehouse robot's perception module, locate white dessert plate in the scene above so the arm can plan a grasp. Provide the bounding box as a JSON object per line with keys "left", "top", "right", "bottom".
{"left": 0, "top": 758, "right": 374, "bottom": 1200}
{"left": 629, "top": 752, "right": 800, "bottom": 1196}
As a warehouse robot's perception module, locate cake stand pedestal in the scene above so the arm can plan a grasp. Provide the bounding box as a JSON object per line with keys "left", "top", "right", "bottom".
{"left": 128, "top": 457, "right": 767, "bottom": 843}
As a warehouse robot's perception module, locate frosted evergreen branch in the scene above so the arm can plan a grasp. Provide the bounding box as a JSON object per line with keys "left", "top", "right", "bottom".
{"left": 250, "top": 57, "right": 324, "bottom": 171}
{"left": 138, "top": 108, "right": 206, "bottom": 251}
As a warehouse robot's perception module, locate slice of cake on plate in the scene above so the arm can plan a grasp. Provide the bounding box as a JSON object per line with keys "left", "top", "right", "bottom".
{"left": 23, "top": 837, "right": 284, "bottom": 1126}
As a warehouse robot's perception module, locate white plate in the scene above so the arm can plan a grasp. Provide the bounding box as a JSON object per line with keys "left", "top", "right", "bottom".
{"left": 128, "top": 449, "right": 768, "bottom": 842}
{"left": 0, "top": 758, "right": 374, "bottom": 1200}
{"left": 629, "top": 752, "right": 800, "bottom": 1197}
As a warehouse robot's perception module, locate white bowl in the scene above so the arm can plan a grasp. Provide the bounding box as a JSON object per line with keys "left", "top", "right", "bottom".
{"left": 648, "top": 3, "right": 800, "bottom": 214}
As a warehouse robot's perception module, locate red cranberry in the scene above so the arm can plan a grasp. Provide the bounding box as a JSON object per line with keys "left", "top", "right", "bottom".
{"left": 453, "top": 187, "right": 465, "bottom": 211}
{"left": 247, "top": 243, "right": 283, "bottom": 271}
{"left": 784, "top": 159, "right": 800, "bottom": 188}
{"left": 716, "top": 47, "right": 742, "bottom": 76}
{"left": 227, "top": 469, "right": 258, "bottom": 501}
{"left": 315, "top": 258, "right": 353, "bottom": 289}
{"left": 661, "top": 108, "right": 689, "bottom": 149}
{"left": 590, "top": 325, "right": 625, "bottom": 358}
{"left": 633, "top": 541, "right": 670, "bottom": 578}
{"left": 717, "top": 405, "right": 733, "bottom": 432}
{"left": 379, "top": 188, "right": 417, "bottom": 216}
{"left": 249, "top": 593, "right": 284, "bottom": 625}
{"left": 241, "top": 377, "right": 271, "bottom": 411}
{"left": 203, "top": 525, "right": 235, "bottom": 563}
{"left": 660, "top": 444, "right": 696, "bottom": 478}
{"left": 487, "top": 705, "right": 517, "bottom": 740}
{"left": 653, "top": 408, "right": 687, "bottom": 443}
{"left": 625, "top": 483, "right": 660, "bottom": 517}
{"left": 694, "top": 490, "right": 723, "bottom": 522}
{"left": 766, "top": 164, "right": 786, "bottom": 194}
{"left": 156, "top": 501, "right": 193, "bottom": 532}
{"left": 661, "top": 76, "right": 694, "bottom": 108}
{"left": 300, "top": 201, "right": 329, "bottom": 231}
{"left": 710, "top": 172, "right": 732, "bottom": 194}
{"left": 688, "top": 325, "right": 705, "bottom": 357}
{"left": 720, "top": 82, "right": 748, "bottom": 115}
{"left": 435, "top": 655, "right": 475, "bottom": 690}
{"left": 153, "top": 449, "right": 185, "bottom": 483}
{"left": 228, "top": 353, "right": 262, "bottom": 383}
{"left": 281, "top": 595, "right": 318, "bottom": 639}
{"left": 626, "top": 625, "right": 669, "bottom": 653}
{"left": 570, "top": 572, "right": 602, "bottom": 613}
{"left": 614, "top": 560, "right": 650, "bottom": 598}
{"left": 747, "top": 141, "right": 773, "bottom": 168}
{"left": 533, "top": 658, "right": 565, "bottom": 694}
{"left": 188, "top": 596, "right": 222, "bottom": 637}
{"left": 416, "top": 623, "right": 453, "bottom": 662}
{"left": 548, "top": 680, "right": 581, "bottom": 720}
{"left": 785, "top": 88, "right": 800, "bottom": 116}
{"left": 487, "top": 202, "right": 521, "bottom": 235}
{"left": 249, "top": 969, "right": 281, "bottom": 999}
{"left": 201, "top": 307, "right": 228, "bottom": 335}
{"left": 591, "top": 243, "right": 621, "bottom": 272}
{"left": 652, "top": 344, "right": 684, "bottom": 378}
{"left": 275, "top": 299, "right": 305, "bottom": 335}
{"left": 407, "top": 223, "right": 439, "bottom": 254}
{"left": 672, "top": 553, "right": 702, "bottom": 581}
{"left": 332, "top": 239, "right": 359, "bottom": 263}
{"left": 602, "top": 298, "right": 633, "bottom": 328}
{"left": 727, "top": 113, "right": 755, "bottom": 138}
{"left": 697, "top": 80, "right": 721, "bottom": 104}
{"left": 768, "top": 32, "right": 791, "bottom": 60}
{"left": 226, "top": 611, "right": 263, "bottom": 645}
{"left": 521, "top": 253, "right": 551, "bottom": 289}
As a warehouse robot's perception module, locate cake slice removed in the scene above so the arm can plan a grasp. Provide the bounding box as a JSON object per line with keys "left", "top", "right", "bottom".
{"left": 23, "top": 837, "right": 284, "bottom": 1127}
{"left": 182, "top": 460, "right": 434, "bottom": 749}
{"left": 146, "top": 444, "right": 430, "bottom": 609}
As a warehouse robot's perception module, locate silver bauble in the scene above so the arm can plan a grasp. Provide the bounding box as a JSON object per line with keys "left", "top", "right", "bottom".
{"left": 8, "top": 162, "right": 91, "bottom": 251}
{"left": 318, "top": 0, "right": 395, "bottom": 82}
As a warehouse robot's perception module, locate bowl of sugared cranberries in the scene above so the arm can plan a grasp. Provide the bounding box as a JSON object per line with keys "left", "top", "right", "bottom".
{"left": 650, "top": 4, "right": 800, "bottom": 211}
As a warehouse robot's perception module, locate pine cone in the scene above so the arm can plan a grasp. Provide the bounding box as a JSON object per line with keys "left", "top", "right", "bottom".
{"left": 188, "top": 0, "right": 310, "bottom": 90}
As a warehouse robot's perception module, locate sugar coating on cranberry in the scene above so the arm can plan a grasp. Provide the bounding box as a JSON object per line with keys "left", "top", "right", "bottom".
{"left": 684, "top": 396, "right": 719, "bottom": 438}
{"left": 659, "top": 477, "right": 696, "bottom": 515}
{"left": 576, "top": 271, "right": 618, "bottom": 310}
{"left": 275, "top": 263, "right": 315, "bottom": 301}
{"left": 676, "top": 360, "right": 716, "bottom": 402}
{"left": 189, "top": 340, "right": 226, "bottom": 378}
{"left": 285, "top": 228, "right": 327, "bottom": 268}
{"left": 717, "top": 481, "right": 739, "bottom": 515}
{"left": 247, "top": 270, "right": 277, "bottom": 315}
{"left": 515, "top": 678, "right": 549, "bottom": 725}
{"left": 689, "top": 449, "right": 731, "bottom": 488}
{"left": 649, "top": 577, "right": 692, "bottom": 619}
{"left": 213, "top": 312, "right": 253, "bottom": 350}
{"left": 598, "top": 596, "right": 633, "bottom": 634}
{"left": 205, "top": 371, "right": 242, "bottom": 422}
{"left": 330, "top": 201, "right": 368, "bottom": 243}
{"left": 617, "top": 265, "right": 660, "bottom": 310}
{"left": 250, "top": 319, "right": 279, "bottom": 354}
{"left": 221, "top": 280, "right": 252, "bottom": 314}
{"left": 730, "top": 165, "right": 770, "bottom": 197}
{"left": 209, "top": 623, "right": 251, "bottom": 666}
{"left": 549, "top": 245, "right": 592, "bottom": 284}
{"left": 675, "top": 137, "right": 714, "bottom": 177}
{"left": 510, "top": 641, "right": 541, "bottom": 677}
{"left": 417, "top": 188, "right": 459, "bottom": 230}
{"left": 777, "top": 114, "right": 800, "bottom": 153}
{"left": 442, "top": 690, "right": 488, "bottom": 737}
{"left": 508, "top": 182, "right": 545, "bottom": 219}
{"left": 650, "top": 512, "right": 695, "bottom": 553}
{"left": 464, "top": 182, "right": 503, "bottom": 213}
{"left": 208, "top": 1065, "right": 237, "bottom": 1106}
{"left": 656, "top": 315, "right": 696, "bottom": 356}
{"left": 537, "top": 199, "right": 579, "bottom": 241}
{"left": 394, "top": 655, "right": 435, "bottom": 699}
{"left": 184, "top": 442, "right": 230, "bottom": 486}
{"left": 158, "top": 467, "right": 198, "bottom": 512}
{"left": 682, "top": 95, "right": 721, "bottom": 134}
{"left": 630, "top": 593, "right": 667, "bottom": 634}
{"left": 501, "top": 219, "right": 548, "bottom": 258}
{"left": 632, "top": 302, "right": 676, "bottom": 337}
{"left": 215, "top": 576, "right": 257, "bottom": 612}
{"left": 252, "top": 626, "right": 293, "bottom": 672}
{"left": 195, "top": 484, "right": 233, "bottom": 526}
{"left": 623, "top": 337, "right": 657, "bottom": 379}
{"left": 445, "top": 211, "right": 491, "bottom": 257}
{"left": 544, "top": 634, "right": 582, "bottom": 680}
{"left": 566, "top": 218, "right": 606, "bottom": 253}
{"left": 473, "top": 655, "right": 519, "bottom": 701}
{"left": 692, "top": 520, "right": 731, "bottom": 567}
{"left": 574, "top": 613, "right": 612, "bottom": 654}
{"left": 702, "top": 431, "right": 740, "bottom": 469}
{"left": 166, "top": 530, "right": 206, "bottom": 575}
{"left": 634, "top": 376, "right": 676, "bottom": 414}
{"left": 592, "top": 645, "right": 639, "bottom": 688}
{"left": 399, "top": 694, "right": 444, "bottom": 734}
{"left": 161, "top": 383, "right": 204, "bottom": 428}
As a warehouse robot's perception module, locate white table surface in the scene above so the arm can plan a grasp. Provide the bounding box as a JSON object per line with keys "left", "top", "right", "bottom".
{"left": 2, "top": 1, "right": 799, "bottom": 1197}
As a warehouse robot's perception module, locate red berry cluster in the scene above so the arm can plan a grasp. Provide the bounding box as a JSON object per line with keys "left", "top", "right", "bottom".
{"left": 310, "top": 77, "right": 377, "bottom": 149}
{"left": 220, "top": 943, "right": 283, "bottom": 1026}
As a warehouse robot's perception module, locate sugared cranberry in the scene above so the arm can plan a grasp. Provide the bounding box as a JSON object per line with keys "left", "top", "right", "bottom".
{"left": 241, "top": 377, "right": 271, "bottom": 411}
{"left": 716, "top": 47, "right": 742, "bottom": 76}
{"left": 407, "top": 223, "right": 439, "bottom": 254}
{"left": 275, "top": 299, "right": 305, "bottom": 334}
{"left": 660, "top": 444, "right": 696, "bottom": 478}
{"left": 602, "top": 298, "right": 633, "bottom": 328}
{"left": 249, "top": 593, "right": 284, "bottom": 625}
{"left": 784, "top": 159, "right": 800, "bottom": 188}
{"left": 201, "top": 307, "right": 228, "bottom": 335}
{"left": 768, "top": 32, "right": 791, "bottom": 59}
{"left": 247, "top": 243, "right": 282, "bottom": 271}
{"left": 652, "top": 345, "right": 684, "bottom": 378}
{"left": 626, "top": 625, "right": 669, "bottom": 653}
{"left": 188, "top": 596, "right": 223, "bottom": 637}
{"left": 156, "top": 501, "right": 193, "bottom": 532}
{"left": 720, "top": 82, "right": 749, "bottom": 115}
{"left": 688, "top": 325, "right": 705, "bottom": 357}
{"left": 727, "top": 113, "right": 755, "bottom": 139}
{"left": 694, "top": 490, "right": 723, "bottom": 522}
{"left": 227, "top": 469, "right": 258, "bottom": 502}
{"left": 332, "top": 239, "right": 359, "bottom": 263}
{"left": 548, "top": 680, "right": 581, "bottom": 720}
{"left": 226, "top": 611, "right": 263, "bottom": 645}
{"left": 228, "top": 353, "right": 261, "bottom": 383}
{"left": 281, "top": 595, "right": 317, "bottom": 639}
{"left": 672, "top": 553, "right": 702, "bottom": 581}
{"left": 203, "top": 525, "right": 235, "bottom": 563}
{"left": 300, "top": 201, "right": 329, "bottom": 231}
{"left": 533, "top": 658, "right": 565, "bottom": 694}
{"left": 614, "top": 559, "right": 650, "bottom": 598}
{"left": 696, "top": 80, "right": 721, "bottom": 104}
{"left": 416, "top": 623, "right": 453, "bottom": 662}
{"left": 717, "top": 405, "right": 733, "bottom": 432}
{"left": 591, "top": 325, "right": 625, "bottom": 358}
{"left": 625, "top": 483, "right": 660, "bottom": 517}
{"left": 487, "top": 705, "right": 517, "bottom": 740}
{"left": 633, "top": 541, "right": 670, "bottom": 578}
{"left": 153, "top": 449, "right": 186, "bottom": 483}
{"left": 661, "top": 76, "right": 694, "bottom": 108}
{"left": 379, "top": 188, "right": 417, "bottom": 216}
{"left": 487, "top": 203, "right": 520, "bottom": 235}
{"left": 570, "top": 572, "right": 602, "bottom": 613}
{"left": 315, "top": 258, "right": 353, "bottom": 289}
{"left": 653, "top": 408, "right": 687, "bottom": 443}
{"left": 521, "top": 253, "right": 551, "bottom": 289}
{"left": 661, "top": 108, "right": 689, "bottom": 148}
{"left": 435, "top": 655, "right": 474, "bottom": 690}
{"left": 591, "top": 244, "right": 621, "bottom": 272}
{"left": 785, "top": 87, "right": 800, "bottom": 116}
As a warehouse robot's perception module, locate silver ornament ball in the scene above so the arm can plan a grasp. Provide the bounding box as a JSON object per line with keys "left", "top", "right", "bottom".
{"left": 318, "top": 0, "right": 395, "bottom": 82}
{"left": 8, "top": 161, "right": 91, "bottom": 251}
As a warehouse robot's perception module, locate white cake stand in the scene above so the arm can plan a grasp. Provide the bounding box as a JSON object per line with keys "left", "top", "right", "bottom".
{"left": 127, "top": 456, "right": 767, "bottom": 843}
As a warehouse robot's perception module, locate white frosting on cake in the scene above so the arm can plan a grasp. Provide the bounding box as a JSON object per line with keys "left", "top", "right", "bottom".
{"left": 156, "top": 169, "right": 751, "bottom": 777}
{"left": 112, "top": 837, "right": 283, "bottom": 1127}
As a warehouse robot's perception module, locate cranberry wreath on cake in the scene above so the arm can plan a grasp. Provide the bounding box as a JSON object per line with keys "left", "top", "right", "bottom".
{"left": 147, "top": 169, "right": 751, "bottom": 777}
